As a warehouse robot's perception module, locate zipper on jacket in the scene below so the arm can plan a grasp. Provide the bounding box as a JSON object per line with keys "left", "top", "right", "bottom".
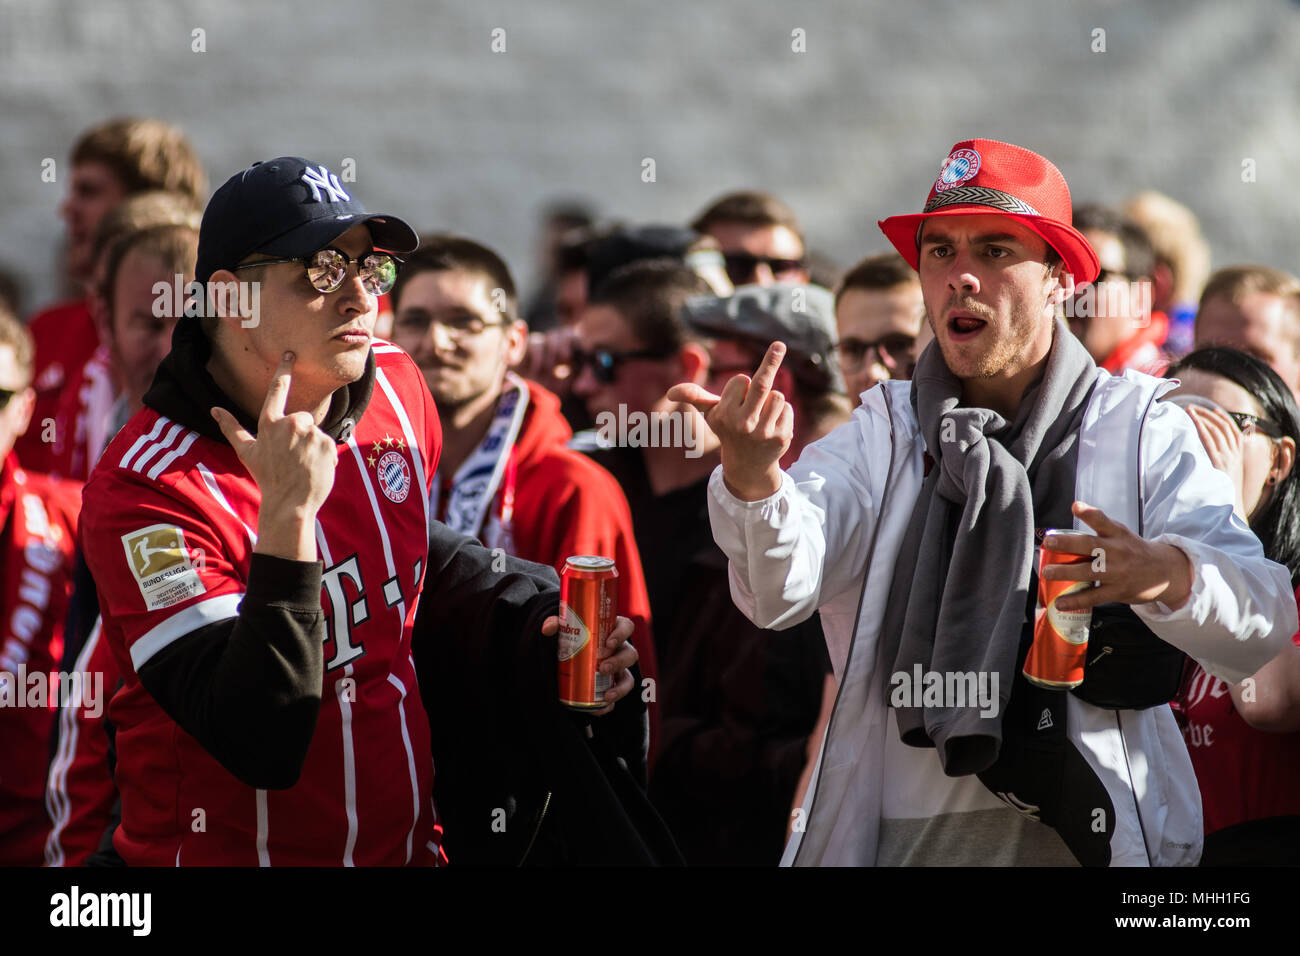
{"left": 518, "top": 791, "right": 552, "bottom": 866}
{"left": 793, "top": 384, "right": 897, "bottom": 866}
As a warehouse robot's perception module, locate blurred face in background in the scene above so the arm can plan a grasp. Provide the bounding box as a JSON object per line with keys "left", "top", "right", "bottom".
{"left": 391, "top": 268, "right": 526, "bottom": 413}
{"left": 705, "top": 221, "right": 808, "bottom": 287}
{"left": 1195, "top": 292, "right": 1300, "bottom": 399}
{"left": 571, "top": 305, "right": 681, "bottom": 421}
{"left": 1071, "top": 228, "right": 1151, "bottom": 364}
{"left": 60, "top": 162, "right": 127, "bottom": 284}
{"left": 554, "top": 269, "right": 588, "bottom": 328}
{"left": 108, "top": 247, "right": 187, "bottom": 413}
{"left": 836, "top": 280, "right": 925, "bottom": 403}
{"left": 0, "top": 345, "right": 35, "bottom": 461}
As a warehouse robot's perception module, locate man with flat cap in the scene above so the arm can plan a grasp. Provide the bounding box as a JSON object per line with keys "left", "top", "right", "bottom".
{"left": 671, "top": 139, "right": 1296, "bottom": 866}
{"left": 78, "top": 157, "right": 639, "bottom": 865}
{"left": 686, "top": 282, "right": 850, "bottom": 467}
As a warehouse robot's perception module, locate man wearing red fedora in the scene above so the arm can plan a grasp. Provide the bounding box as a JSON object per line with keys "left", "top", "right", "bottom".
{"left": 672, "top": 139, "right": 1297, "bottom": 866}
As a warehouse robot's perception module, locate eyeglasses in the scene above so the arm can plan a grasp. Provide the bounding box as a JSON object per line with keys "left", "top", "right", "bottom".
{"left": 837, "top": 334, "right": 916, "bottom": 372}
{"left": 394, "top": 310, "right": 508, "bottom": 343}
{"left": 570, "top": 347, "right": 671, "bottom": 384}
{"left": 234, "top": 248, "right": 402, "bottom": 296}
{"left": 1166, "top": 394, "right": 1285, "bottom": 438}
{"left": 0, "top": 387, "right": 19, "bottom": 410}
{"left": 723, "top": 253, "right": 805, "bottom": 285}
{"left": 1225, "top": 410, "right": 1284, "bottom": 438}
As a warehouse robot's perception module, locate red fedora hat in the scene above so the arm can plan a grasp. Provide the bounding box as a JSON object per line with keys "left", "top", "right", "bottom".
{"left": 878, "top": 139, "right": 1099, "bottom": 285}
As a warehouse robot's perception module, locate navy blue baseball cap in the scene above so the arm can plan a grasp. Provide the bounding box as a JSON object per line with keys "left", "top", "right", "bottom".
{"left": 195, "top": 157, "right": 419, "bottom": 283}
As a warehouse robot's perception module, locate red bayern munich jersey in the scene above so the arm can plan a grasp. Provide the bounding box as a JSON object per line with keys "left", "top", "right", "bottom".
{"left": 79, "top": 342, "right": 444, "bottom": 865}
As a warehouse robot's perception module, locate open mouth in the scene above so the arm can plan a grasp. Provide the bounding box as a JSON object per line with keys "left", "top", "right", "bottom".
{"left": 947, "top": 313, "right": 988, "bottom": 339}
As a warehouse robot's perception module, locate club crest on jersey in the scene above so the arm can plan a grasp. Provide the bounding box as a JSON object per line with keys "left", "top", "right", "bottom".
{"left": 121, "top": 524, "right": 206, "bottom": 611}
{"left": 933, "top": 147, "right": 981, "bottom": 193}
{"left": 366, "top": 435, "right": 411, "bottom": 503}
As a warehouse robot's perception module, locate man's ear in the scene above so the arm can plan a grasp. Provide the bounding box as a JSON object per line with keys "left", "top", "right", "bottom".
{"left": 678, "top": 342, "right": 711, "bottom": 386}
{"left": 14, "top": 386, "right": 36, "bottom": 440}
{"left": 1048, "top": 268, "right": 1075, "bottom": 308}
{"left": 1152, "top": 262, "right": 1175, "bottom": 311}
{"left": 1274, "top": 436, "right": 1296, "bottom": 485}
{"left": 205, "top": 269, "right": 242, "bottom": 321}
{"left": 503, "top": 319, "right": 530, "bottom": 366}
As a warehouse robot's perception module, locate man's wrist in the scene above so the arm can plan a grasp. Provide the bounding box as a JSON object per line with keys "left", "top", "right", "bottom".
{"left": 255, "top": 508, "right": 320, "bottom": 561}
{"left": 721, "top": 466, "right": 782, "bottom": 502}
{"left": 1154, "top": 542, "right": 1194, "bottom": 611}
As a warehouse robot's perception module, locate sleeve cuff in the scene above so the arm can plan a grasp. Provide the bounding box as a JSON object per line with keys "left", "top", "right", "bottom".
{"left": 707, "top": 465, "right": 794, "bottom": 518}
{"left": 245, "top": 553, "right": 324, "bottom": 609}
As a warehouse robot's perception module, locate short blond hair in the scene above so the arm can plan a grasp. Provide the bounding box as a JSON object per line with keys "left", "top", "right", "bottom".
{"left": 1123, "top": 191, "right": 1211, "bottom": 305}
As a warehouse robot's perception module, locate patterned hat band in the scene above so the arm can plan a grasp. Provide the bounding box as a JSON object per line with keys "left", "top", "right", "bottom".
{"left": 923, "top": 185, "right": 1042, "bottom": 216}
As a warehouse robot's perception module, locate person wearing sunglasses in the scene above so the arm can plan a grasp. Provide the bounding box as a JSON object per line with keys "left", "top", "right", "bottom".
{"left": 834, "top": 251, "right": 928, "bottom": 405}
{"left": 1163, "top": 347, "right": 1300, "bottom": 865}
{"left": 1068, "top": 204, "right": 1169, "bottom": 376}
{"left": 0, "top": 305, "right": 82, "bottom": 865}
{"left": 690, "top": 190, "right": 810, "bottom": 288}
{"left": 389, "top": 235, "right": 672, "bottom": 864}
{"left": 76, "top": 158, "right": 640, "bottom": 866}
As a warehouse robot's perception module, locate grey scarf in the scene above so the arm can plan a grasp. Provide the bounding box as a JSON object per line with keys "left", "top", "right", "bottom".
{"left": 879, "top": 319, "right": 1096, "bottom": 776}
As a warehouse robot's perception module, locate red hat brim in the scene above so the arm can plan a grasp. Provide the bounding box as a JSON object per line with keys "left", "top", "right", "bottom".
{"left": 878, "top": 206, "right": 1100, "bottom": 286}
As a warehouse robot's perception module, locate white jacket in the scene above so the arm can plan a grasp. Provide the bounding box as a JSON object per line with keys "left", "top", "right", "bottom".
{"left": 707, "top": 370, "right": 1298, "bottom": 866}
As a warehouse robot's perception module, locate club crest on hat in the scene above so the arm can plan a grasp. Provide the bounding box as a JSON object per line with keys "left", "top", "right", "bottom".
{"left": 933, "top": 147, "right": 981, "bottom": 193}
{"left": 301, "top": 165, "right": 350, "bottom": 204}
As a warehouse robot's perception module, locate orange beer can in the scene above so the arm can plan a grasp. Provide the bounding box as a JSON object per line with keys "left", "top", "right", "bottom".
{"left": 558, "top": 556, "right": 618, "bottom": 711}
{"left": 1023, "top": 530, "right": 1093, "bottom": 689}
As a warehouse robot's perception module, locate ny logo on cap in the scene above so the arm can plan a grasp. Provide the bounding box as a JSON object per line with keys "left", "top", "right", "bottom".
{"left": 301, "top": 165, "right": 350, "bottom": 204}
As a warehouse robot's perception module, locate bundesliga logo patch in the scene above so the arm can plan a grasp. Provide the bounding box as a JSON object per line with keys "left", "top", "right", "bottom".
{"left": 366, "top": 435, "right": 411, "bottom": 503}
{"left": 933, "top": 147, "right": 981, "bottom": 193}
{"left": 121, "top": 524, "right": 206, "bottom": 611}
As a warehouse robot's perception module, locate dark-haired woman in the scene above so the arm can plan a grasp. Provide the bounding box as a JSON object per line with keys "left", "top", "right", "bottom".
{"left": 1164, "top": 347, "right": 1300, "bottom": 865}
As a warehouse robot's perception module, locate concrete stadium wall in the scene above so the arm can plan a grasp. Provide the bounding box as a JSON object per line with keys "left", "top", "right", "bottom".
{"left": 1, "top": 0, "right": 1297, "bottom": 312}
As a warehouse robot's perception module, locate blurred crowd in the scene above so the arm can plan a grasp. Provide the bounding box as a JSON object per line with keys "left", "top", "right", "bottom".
{"left": 1, "top": 117, "right": 1298, "bottom": 867}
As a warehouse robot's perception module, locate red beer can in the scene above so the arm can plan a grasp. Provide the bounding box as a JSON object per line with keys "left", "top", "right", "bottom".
{"left": 558, "top": 555, "right": 618, "bottom": 711}
{"left": 1023, "top": 530, "right": 1093, "bottom": 689}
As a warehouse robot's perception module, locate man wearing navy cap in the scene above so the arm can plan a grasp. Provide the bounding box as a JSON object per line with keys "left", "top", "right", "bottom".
{"left": 673, "top": 139, "right": 1297, "bottom": 866}
{"left": 78, "top": 158, "right": 639, "bottom": 865}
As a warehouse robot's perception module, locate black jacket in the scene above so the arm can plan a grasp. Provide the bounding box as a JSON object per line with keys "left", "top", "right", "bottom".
{"left": 418, "top": 522, "right": 682, "bottom": 866}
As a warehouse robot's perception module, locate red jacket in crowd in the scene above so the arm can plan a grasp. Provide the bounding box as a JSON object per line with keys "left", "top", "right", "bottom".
{"left": 0, "top": 452, "right": 82, "bottom": 865}
{"left": 14, "top": 300, "right": 101, "bottom": 475}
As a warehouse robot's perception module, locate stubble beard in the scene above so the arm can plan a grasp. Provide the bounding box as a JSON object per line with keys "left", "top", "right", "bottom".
{"left": 928, "top": 302, "right": 1045, "bottom": 383}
